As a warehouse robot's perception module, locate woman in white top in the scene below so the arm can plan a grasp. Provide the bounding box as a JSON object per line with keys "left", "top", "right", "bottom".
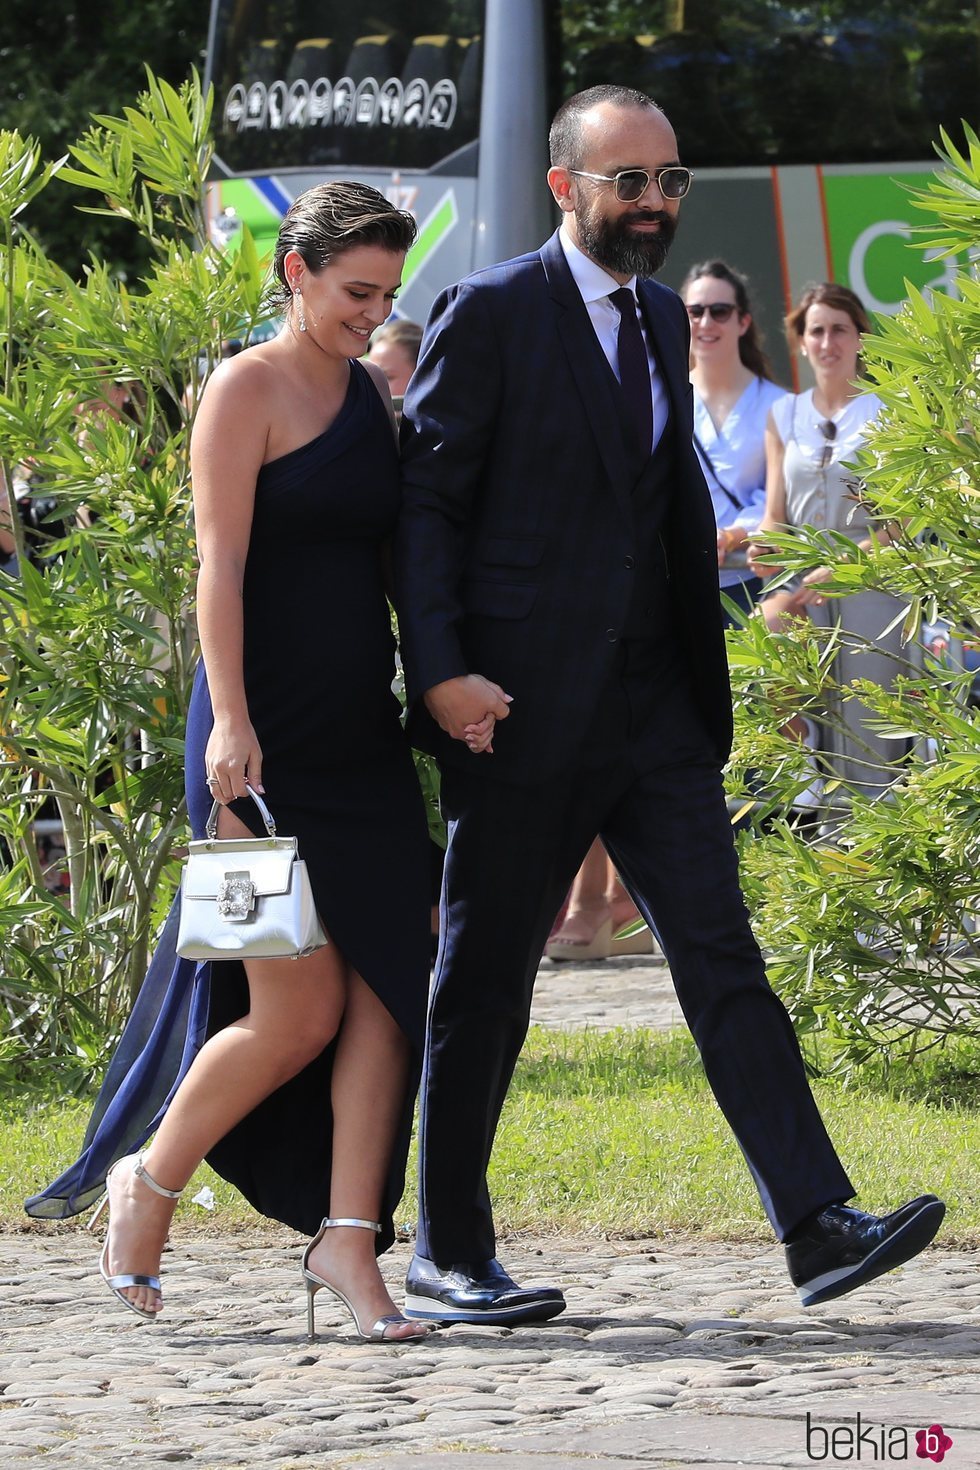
{"left": 683, "top": 260, "right": 787, "bottom": 625}
{"left": 749, "top": 282, "right": 910, "bottom": 801}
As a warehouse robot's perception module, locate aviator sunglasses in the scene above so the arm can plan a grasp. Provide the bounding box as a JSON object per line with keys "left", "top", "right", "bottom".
{"left": 818, "top": 418, "right": 837, "bottom": 469}
{"left": 569, "top": 166, "right": 694, "bottom": 201}
{"left": 686, "top": 302, "right": 738, "bottom": 323}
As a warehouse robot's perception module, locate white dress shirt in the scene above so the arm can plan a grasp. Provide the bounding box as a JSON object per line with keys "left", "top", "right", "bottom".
{"left": 559, "top": 225, "right": 667, "bottom": 453}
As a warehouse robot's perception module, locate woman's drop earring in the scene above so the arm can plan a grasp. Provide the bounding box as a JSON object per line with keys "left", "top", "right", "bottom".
{"left": 295, "top": 289, "right": 307, "bottom": 333}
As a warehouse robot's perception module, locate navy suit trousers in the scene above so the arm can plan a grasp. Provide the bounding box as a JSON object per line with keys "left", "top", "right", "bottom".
{"left": 416, "top": 644, "right": 854, "bottom": 1264}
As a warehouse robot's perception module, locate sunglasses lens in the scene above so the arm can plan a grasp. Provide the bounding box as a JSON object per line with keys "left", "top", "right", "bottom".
{"left": 820, "top": 420, "right": 837, "bottom": 441}
{"left": 687, "top": 303, "right": 736, "bottom": 322}
{"left": 659, "top": 168, "right": 691, "bottom": 198}
{"left": 615, "top": 171, "right": 649, "bottom": 202}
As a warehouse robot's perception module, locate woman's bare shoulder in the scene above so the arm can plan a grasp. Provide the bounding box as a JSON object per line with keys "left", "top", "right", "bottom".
{"left": 196, "top": 343, "right": 286, "bottom": 425}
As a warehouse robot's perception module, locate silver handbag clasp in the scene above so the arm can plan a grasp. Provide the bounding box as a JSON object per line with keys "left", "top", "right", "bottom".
{"left": 217, "top": 870, "right": 256, "bottom": 922}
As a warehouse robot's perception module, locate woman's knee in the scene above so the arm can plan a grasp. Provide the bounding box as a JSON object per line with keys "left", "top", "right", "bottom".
{"left": 251, "top": 986, "right": 343, "bottom": 1072}
{"left": 267, "top": 1014, "right": 338, "bottom": 1076}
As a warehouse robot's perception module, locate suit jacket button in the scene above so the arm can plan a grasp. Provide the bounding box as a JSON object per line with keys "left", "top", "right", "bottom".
{"left": 606, "top": 628, "right": 618, "bottom": 643}
{"left": 624, "top": 555, "right": 635, "bottom": 570}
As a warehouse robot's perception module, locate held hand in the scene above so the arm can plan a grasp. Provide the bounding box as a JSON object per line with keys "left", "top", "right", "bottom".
{"left": 746, "top": 540, "right": 782, "bottom": 578}
{"left": 463, "top": 712, "right": 496, "bottom": 755}
{"left": 424, "top": 675, "right": 513, "bottom": 752}
{"left": 205, "top": 719, "right": 264, "bottom": 804}
{"left": 798, "top": 565, "right": 834, "bottom": 607}
{"left": 717, "top": 525, "right": 746, "bottom": 568}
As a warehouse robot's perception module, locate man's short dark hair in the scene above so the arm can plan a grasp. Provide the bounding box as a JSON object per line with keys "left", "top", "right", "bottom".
{"left": 549, "top": 85, "right": 664, "bottom": 170}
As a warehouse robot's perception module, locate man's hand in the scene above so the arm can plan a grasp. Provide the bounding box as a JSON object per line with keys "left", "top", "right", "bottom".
{"left": 424, "top": 675, "right": 513, "bottom": 756}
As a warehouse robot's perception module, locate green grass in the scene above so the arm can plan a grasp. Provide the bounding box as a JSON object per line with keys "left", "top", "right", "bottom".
{"left": 5, "top": 1027, "right": 980, "bottom": 1242}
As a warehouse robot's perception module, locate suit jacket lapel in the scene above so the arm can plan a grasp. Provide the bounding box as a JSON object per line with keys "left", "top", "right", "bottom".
{"left": 540, "top": 232, "right": 634, "bottom": 525}
{"left": 637, "top": 281, "right": 689, "bottom": 431}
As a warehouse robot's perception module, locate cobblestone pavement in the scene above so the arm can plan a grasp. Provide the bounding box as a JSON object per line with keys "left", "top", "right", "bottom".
{"left": 530, "top": 949, "right": 681, "bottom": 1031}
{"left": 4, "top": 957, "right": 976, "bottom": 1468}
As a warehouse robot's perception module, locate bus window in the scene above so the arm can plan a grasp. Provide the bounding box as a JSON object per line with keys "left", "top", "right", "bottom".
{"left": 554, "top": 2, "right": 978, "bottom": 170}
{"left": 206, "top": 0, "right": 973, "bottom": 352}
{"left": 210, "top": 1, "right": 485, "bottom": 177}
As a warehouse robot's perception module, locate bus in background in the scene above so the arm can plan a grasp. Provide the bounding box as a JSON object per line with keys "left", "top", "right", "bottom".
{"left": 204, "top": 0, "right": 978, "bottom": 384}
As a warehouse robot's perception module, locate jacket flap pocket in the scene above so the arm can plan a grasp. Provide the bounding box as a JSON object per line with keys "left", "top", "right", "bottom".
{"left": 462, "top": 579, "right": 539, "bottom": 620}
{"left": 183, "top": 840, "right": 298, "bottom": 898}
{"left": 480, "top": 535, "right": 546, "bottom": 568}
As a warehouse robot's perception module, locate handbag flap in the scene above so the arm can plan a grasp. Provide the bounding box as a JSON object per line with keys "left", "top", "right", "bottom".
{"left": 182, "top": 837, "right": 299, "bottom": 899}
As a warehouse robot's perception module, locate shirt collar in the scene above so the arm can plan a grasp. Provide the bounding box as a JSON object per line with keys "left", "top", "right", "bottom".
{"left": 559, "top": 225, "right": 637, "bottom": 305}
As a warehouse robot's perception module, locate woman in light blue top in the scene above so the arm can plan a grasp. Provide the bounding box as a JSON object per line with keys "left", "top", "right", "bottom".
{"left": 683, "top": 260, "right": 786, "bottom": 625}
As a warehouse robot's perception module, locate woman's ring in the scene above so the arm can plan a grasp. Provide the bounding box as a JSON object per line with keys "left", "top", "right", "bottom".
{"left": 206, "top": 777, "right": 219, "bottom": 786}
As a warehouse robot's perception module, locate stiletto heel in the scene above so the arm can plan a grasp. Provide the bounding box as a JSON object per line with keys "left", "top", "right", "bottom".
{"left": 97, "top": 1151, "right": 183, "bottom": 1322}
{"left": 87, "top": 1192, "right": 109, "bottom": 1231}
{"left": 301, "top": 1217, "right": 433, "bottom": 1343}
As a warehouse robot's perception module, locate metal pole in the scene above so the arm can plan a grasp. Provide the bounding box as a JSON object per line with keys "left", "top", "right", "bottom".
{"left": 473, "top": 0, "right": 553, "bottom": 269}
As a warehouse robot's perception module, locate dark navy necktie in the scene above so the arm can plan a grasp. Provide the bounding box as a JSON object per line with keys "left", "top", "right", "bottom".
{"left": 610, "top": 286, "right": 653, "bottom": 456}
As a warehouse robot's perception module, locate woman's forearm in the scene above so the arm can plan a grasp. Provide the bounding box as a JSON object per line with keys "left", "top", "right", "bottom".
{"left": 195, "top": 558, "right": 250, "bottom": 723}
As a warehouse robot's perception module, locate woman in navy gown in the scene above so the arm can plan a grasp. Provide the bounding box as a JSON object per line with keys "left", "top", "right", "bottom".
{"left": 28, "top": 183, "right": 490, "bottom": 1341}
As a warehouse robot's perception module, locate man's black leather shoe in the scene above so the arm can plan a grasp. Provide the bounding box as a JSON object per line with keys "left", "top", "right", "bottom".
{"left": 786, "top": 1195, "right": 945, "bottom": 1308}
{"left": 403, "top": 1254, "right": 566, "bottom": 1324}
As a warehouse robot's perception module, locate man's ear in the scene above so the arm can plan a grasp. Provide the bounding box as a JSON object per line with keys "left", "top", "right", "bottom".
{"left": 547, "top": 166, "right": 574, "bottom": 211}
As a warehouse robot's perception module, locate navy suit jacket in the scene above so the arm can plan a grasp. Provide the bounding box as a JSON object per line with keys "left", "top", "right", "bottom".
{"left": 394, "top": 229, "right": 732, "bottom": 786}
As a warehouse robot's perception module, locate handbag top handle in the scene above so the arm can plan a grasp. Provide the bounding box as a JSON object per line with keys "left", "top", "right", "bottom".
{"left": 205, "top": 781, "right": 277, "bottom": 841}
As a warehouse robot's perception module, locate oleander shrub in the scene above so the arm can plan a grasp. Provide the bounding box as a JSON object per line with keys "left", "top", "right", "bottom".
{"left": 726, "top": 125, "right": 980, "bottom": 1071}
{"left": 0, "top": 73, "right": 265, "bottom": 1089}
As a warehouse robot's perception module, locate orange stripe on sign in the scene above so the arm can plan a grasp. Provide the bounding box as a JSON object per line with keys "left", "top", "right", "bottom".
{"left": 815, "top": 163, "right": 834, "bottom": 279}
{"left": 769, "top": 165, "right": 797, "bottom": 391}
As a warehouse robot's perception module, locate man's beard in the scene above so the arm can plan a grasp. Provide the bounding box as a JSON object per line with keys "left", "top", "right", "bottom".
{"left": 576, "top": 202, "right": 677, "bottom": 277}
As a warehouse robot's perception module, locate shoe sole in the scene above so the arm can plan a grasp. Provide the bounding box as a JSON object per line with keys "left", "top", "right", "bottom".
{"left": 610, "top": 930, "right": 654, "bottom": 956}
{"left": 796, "top": 1199, "right": 946, "bottom": 1308}
{"left": 403, "top": 1294, "right": 566, "bottom": 1325}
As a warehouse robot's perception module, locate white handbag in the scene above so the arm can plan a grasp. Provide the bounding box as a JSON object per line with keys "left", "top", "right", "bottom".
{"left": 176, "top": 784, "right": 327, "bottom": 961}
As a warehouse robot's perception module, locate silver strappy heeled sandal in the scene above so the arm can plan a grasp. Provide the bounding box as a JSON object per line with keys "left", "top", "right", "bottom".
{"left": 94, "top": 1151, "right": 183, "bottom": 1322}
{"left": 301, "top": 1217, "right": 432, "bottom": 1343}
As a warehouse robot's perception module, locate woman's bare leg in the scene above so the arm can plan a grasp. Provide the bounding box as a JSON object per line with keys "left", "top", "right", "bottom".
{"left": 605, "top": 858, "right": 641, "bottom": 934}
{"left": 305, "top": 972, "right": 429, "bottom": 1340}
{"left": 547, "top": 837, "right": 609, "bottom": 946}
{"left": 104, "top": 807, "right": 347, "bottom": 1316}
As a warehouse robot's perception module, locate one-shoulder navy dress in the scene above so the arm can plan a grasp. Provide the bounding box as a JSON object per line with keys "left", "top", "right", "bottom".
{"left": 27, "top": 361, "right": 431, "bottom": 1250}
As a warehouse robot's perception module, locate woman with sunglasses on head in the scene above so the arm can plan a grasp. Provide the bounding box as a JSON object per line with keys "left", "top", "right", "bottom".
{"left": 747, "top": 282, "right": 908, "bottom": 806}
{"left": 683, "top": 260, "right": 787, "bottom": 625}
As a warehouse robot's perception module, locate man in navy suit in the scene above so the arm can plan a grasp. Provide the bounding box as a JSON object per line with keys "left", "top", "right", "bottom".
{"left": 394, "top": 85, "right": 943, "bottom": 1324}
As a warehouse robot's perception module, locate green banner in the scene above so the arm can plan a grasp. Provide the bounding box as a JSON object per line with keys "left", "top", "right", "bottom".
{"left": 823, "top": 171, "right": 962, "bottom": 316}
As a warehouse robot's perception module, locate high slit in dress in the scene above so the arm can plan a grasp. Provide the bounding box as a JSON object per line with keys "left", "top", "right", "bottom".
{"left": 26, "top": 360, "right": 431, "bottom": 1250}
